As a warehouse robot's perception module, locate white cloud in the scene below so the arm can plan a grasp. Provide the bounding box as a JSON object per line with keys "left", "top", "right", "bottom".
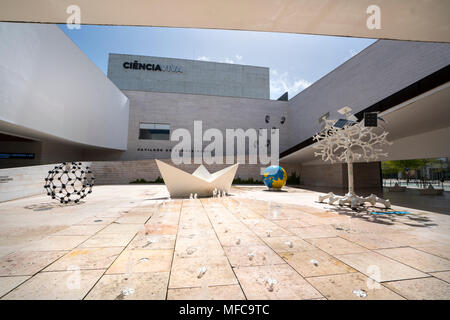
{"left": 197, "top": 54, "right": 242, "bottom": 64}
{"left": 197, "top": 56, "right": 210, "bottom": 61}
{"left": 223, "top": 57, "right": 234, "bottom": 64}
{"left": 270, "top": 69, "right": 311, "bottom": 99}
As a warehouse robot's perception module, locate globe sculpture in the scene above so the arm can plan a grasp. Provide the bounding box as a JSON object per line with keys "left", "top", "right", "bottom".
{"left": 262, "top": 165, "right": 287, "bottom": 190}
{"left": 44, "top": 162, "right": 95, "bottom": 204}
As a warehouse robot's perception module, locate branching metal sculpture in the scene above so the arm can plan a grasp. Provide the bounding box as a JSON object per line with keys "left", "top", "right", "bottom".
{"left": 44, "top": 162, "right": 95, "bottom": 204}
{"left": 313, "top": 114, "right": 392, "bottom": 208}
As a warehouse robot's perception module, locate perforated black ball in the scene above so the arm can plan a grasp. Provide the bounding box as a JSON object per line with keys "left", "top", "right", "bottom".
{"left": 44, "top": 162, "right": 94, "bottom": 203}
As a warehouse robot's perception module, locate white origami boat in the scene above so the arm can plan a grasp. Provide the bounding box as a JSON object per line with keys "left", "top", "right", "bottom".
{"left": 155, "top": 159, "right": 239, "bottom": 197}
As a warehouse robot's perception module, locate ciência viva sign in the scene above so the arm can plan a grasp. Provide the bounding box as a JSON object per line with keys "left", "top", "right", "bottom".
{"left": 123, "top": 60, "right": 183, "bottom": 73}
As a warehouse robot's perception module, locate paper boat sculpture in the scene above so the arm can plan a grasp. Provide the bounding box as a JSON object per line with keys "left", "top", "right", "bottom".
{"left": 155, "top": 159, "right": 239, "bottom": 198}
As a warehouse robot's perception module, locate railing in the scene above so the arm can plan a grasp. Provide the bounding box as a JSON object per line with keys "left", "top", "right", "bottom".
{"left": 382, "top": 178, "right": 449, "bottom": 191}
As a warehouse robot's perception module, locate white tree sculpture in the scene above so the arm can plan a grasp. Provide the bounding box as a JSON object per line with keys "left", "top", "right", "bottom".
{"left": 313, "top": 115, "right": 392, "bottom": 208}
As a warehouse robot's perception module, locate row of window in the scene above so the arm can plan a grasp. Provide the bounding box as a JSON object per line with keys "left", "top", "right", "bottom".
{"left": 139, "top": 123, "right": 170, "bottom": 140}
{"left": 138, "top": 122, "right": 281, "bottom": 141}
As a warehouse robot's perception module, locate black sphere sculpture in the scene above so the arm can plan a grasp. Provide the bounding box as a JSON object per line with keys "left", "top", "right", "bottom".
{"left": 44, "top": 162, "right": 95, "bottom": 204}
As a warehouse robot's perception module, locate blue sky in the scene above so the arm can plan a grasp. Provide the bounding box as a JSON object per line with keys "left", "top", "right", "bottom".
{"left": 59, "top": 24, "right": 376, "bottom": 100}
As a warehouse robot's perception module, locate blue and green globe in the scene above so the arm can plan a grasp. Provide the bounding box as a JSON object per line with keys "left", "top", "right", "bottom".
{"left": 262, "top": 165, "right": 287, "bottom": 189}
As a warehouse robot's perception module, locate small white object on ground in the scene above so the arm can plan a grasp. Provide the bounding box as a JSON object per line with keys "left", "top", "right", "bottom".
{"left": 248, "top": 252, "right": 255, "bottom": 260}
{"left": 310, "top": 259, "right": 319, "bottom": 266}
{"left": 122, "top": 288, "right": 135, "bottom": 296}
{"left": 285, "top": 241, "right": 293, "bottom": 248}
{"left": 236, "top": 238, "right": 241, "bottom": 245}
{"left": 186, "top": 247, "right": 196, "bottom": 255}
{"left": 353, "top": 288, "right": 367, "bottom": 298}
{"left": 197, "top": 266, "right": 207, "bottom": 278}
{"left": 265, "top": 278, "right": 278, "bottom": 292}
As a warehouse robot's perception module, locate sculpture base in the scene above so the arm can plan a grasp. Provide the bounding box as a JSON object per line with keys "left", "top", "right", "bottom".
{"left": 318, "top": 192, "right": 391, "bottom": 209}
{"left": 267, "top": 188, "right": 283, "bottom": 192}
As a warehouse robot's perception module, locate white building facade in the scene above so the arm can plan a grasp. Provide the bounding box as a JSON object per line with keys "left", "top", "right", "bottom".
{"left": 1, "top": 22, "right": 450, "bottom": 192}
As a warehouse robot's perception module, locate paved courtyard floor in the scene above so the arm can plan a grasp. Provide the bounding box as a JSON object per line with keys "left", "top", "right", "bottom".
{"left": 0, "top": 185, "right": 449, "bottom": 300}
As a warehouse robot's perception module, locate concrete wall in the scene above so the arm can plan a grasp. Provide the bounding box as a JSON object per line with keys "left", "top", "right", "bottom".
{"left": 288, "top": 162, "right": 382, "bottom": 190}
{"left": 285, "top": 40, "right": 450, "bottom": 151}
{"left": 90, "top": 158, "right": 263, "bottom": 185}
{"left": 108, "top": 54, "right": 269, "bottom": 99}
{"left": 0, "top": 23, "right": 130, "bottom": 150}
{"left": 83, "top": 90, "right": 290, "bottom": 162}
{"left": 0, "top": 162, "right": 91, "bottom": 202}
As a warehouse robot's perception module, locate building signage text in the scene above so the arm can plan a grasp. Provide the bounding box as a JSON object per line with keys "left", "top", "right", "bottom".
{"left": 123, "top": 60, "right": 183, "bottom": 73}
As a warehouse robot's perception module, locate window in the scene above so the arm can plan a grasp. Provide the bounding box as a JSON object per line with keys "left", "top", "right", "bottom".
{"left": 139, "top": 123, "right": 170, "bottom": 140}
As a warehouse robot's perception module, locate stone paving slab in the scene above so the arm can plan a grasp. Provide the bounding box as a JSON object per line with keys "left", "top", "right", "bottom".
{"left": 97, "top": 223, "right": 144, "bottom": 235}
{"left": 21, "top": 235, "right": 89, "bottom": 251}
{"left": 167, "top": 284, "right": 246, "bottom": 300}
{"left": 44, "top": 247, "right": 123, "bottom": 271}
{"left": 52, "top": 224, "right": 105, "bottom": 236}
{"left": 175, "top": 238, "right": 225, "bottom": 259}
{"left": 339, "top": 232, "right": 401, "bottom": 250}
{"left": 262, "top": 235, "right": 316, "bottom": 253}
{"left": 306, "top": 272, "right": 404, "bottom": 300}
{"left": 151, "top": 215, "right": 180, "bottom": 226}
{"left": 114, "top": 214, "right": 152, "bottom": 224}
{"left": 429, "top": 271, "right": 450, "bottom": 283}
{"left": 78, "top": 232, "right": 136, "bottom": 248}
{"left": 380, "top": 232, "right": 441, "bottom": 247}
{"left": 252, "top": 226, "right": 293, "bottom": 238}
{"left": 224, "top": 245, "right": 286, "bottom": 267}
{"left": 413, "top": 244, "right": 450, "bottom": 260}
{"left": 169, "top": 256, "right": 237, "bottom": 289}
{"left": 143, "top": 224, "right": 178, "bottom": 236}
{"left": 177, "top": 227, "right": 216, "bottom": 239}
{"left": 85, "top": 272, "right": 170, "bottom": 300}
{"left": 234, "top": 264, "right": 323, "bottom": 300}
{"left": 383, "top": 277, "right": 450, "bottom": 300}
{"left": 280, "top": 249, "right": 356, "bottom": 277}
{"left": 336, "top": 251, "right": 429, "bottom": 282}
{"left": 106, "top": 249, "right": 173, "bottom": 274}
{"left": 128, "top": 233, "right": 176, "bottom": 250}
{"left": 290, "top": 225, "right": 341, "bottom": 239}
{"left": 305, "top": 237, "right": 370, "bottom": 255}
{"left": 240, "top": 218, "right": 281, "bottom": 230}
{"left": 375, "top": 247, "right": 450, "bottom": 273}
{"left": 76, "top": 216, "right": 117, "bottom": 225}
{"left": 213, "top": 222, "right": 252, "bottom": 235}
{"left": 0, "top": 276, "right": 30, "bottom": 297}
{"left": 273, "top": 219, "right": 313, "bottom": 229}
{"left": 2, "top": 269, "right": 104, "bottom": 300}
{"left": 216, "top": 231, "right": 264, "bottom": 247}
{"left": 0, "top": 250, "right": 68, "bottom": 276}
